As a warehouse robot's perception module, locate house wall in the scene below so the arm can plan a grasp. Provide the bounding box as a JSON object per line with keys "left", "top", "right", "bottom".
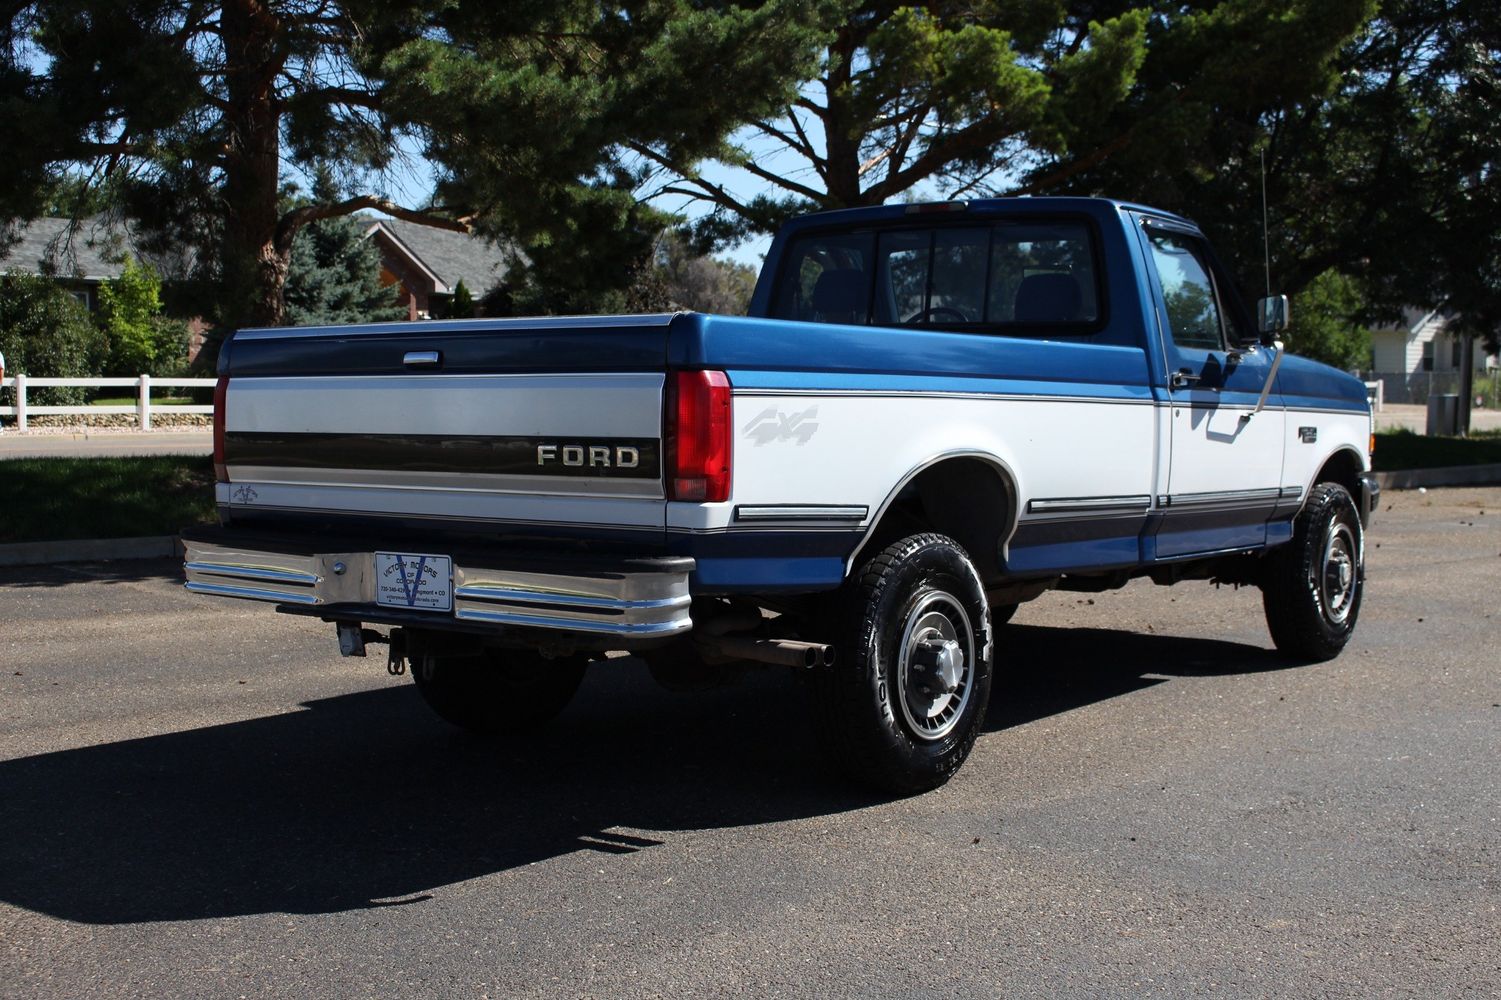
{"left": 1371, "top": 330, "right": 1406, "bottom": 372}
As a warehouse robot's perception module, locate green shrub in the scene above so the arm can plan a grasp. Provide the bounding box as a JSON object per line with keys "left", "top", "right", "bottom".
{"left": 97, "top": 255, "right": 185, "bottom": 376}
{"left": 0, "top": 270, "right": 107, "bottom": 405}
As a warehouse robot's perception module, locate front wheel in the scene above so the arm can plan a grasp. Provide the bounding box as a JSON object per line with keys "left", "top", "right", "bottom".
{"left": 811, "top": 533, "right": 993, "bottom": 793}
{"left": 412, "top": 649, "right": 587, "bottom": 736}
{"left": 1261, "top": 482, "right": 1365, "bottom": 662}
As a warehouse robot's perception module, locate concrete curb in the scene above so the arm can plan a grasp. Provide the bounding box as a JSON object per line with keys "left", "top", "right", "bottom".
{"left": 0, "top": 535, "right": 184, "bottom": 568}
{"left": 1375, "top": 463, "right": 1501, "bottom": 490}
{"left": 5, "top": 465, "right": 1501, "bottom": 568}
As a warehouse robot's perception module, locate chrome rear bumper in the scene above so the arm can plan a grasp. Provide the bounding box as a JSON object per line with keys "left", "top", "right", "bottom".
{"left": 182, "top": 532, "right": 694, "bottom": 638}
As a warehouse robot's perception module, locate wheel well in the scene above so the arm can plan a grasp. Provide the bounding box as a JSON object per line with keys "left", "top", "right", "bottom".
{"left": 859, "top": 457, "right": 1014, "bottom": 583}
{"left": 1314, "top": 448, "right": 1362, "bottom": 498}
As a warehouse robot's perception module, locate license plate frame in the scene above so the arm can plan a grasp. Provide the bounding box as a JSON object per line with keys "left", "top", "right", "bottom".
{"left": 374, "top": 552, "right": 453, "bottom": 613}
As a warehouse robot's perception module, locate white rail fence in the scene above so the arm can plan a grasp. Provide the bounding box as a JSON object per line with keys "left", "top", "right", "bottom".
{"left": 0, "top": 375, "right": 217, "bottom": 431}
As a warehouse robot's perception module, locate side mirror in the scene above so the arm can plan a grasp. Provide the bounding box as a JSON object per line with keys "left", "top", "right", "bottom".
{"left": 1257, "top": 294, "right": 1289, "bottom": 336}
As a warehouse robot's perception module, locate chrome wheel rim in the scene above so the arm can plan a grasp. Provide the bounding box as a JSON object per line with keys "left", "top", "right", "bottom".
{"left": 1319, "top": 521, "right": 1358, "bottom": 625}
{"left": 896, "top": 590, "right": 975, "bottom": 742}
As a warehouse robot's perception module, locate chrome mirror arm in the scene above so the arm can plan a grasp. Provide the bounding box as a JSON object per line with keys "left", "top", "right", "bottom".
{"left": 1243, "top": 340, "right": 1285, "bottom": 421}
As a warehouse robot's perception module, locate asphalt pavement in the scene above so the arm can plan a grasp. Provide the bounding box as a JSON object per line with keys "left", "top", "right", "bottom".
{"left": 1, "top": 487, "right": 1497, "bottom": 998}
{"left": 0, "top": 430, "right": 211, "bottom": 459}
{"left": 1373, "top": 403, "right": 1501, "bottom": 433}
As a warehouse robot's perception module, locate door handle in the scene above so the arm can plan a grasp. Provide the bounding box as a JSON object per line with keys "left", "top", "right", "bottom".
{"left": 1170, "top": 368, "right": 1201, "bottom": 390}
{"left": 403, "top": 351, "right": 440, "bottom": 367}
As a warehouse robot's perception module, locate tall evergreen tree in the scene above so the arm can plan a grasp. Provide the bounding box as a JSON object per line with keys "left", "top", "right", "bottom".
{"left": 636, "top": 1, "right": 1371, "bottom": 251}
{"left": 281, "top": 167, "right": 404, "bottom": 327}
{"left": 2, "top": 1, "right": 824, "bottom": 332}
{"left": 283, "top": 214, "right": 403, "bottom": 327}
{"left": 1052, "top": 0, "right": 1495, "bottom": 339}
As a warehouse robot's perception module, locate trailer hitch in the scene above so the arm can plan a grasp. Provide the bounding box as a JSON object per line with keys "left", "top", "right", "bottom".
{"left": 334, "top": 622, "right": 407, "bottom": 675}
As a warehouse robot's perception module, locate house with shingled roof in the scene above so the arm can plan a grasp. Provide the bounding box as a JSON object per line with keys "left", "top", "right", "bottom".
{"left": 0, "top": 216, "right": 195, "bottom": 312}
{"left": 363, "top": 218, "right": 513, "bottom": 321}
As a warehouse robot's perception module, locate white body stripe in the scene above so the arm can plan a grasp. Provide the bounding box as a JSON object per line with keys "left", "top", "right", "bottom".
{"left": 1280, "top": 408, "right": 1372, "bottom": 499}
{"left": 1165, "top": 392, "right": 1286, "bottom": 502}
{"left": 218, "top": 481, "right": 664, "bottom": 529}
{"left": 666, "top": 393, "right": 1160, "bottom": 534}
{"left": 228, "top": 373, "right": 664, "bottom": 438}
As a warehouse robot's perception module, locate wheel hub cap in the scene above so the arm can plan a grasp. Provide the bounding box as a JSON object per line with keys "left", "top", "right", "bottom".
{"left": 1319, "top": 522, "right": 1358, "bottom": 624}
{"left": 898, "top": 593, "right": 975, "bottom": 742}
{"left": 911, "top": 637, "right": 964, "bottom": 696}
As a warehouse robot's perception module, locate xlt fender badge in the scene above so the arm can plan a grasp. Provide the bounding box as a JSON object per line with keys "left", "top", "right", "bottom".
{"left": 742, "top": 406, "right": 819, "bottom": 445}
{"left": 1299, "top": 426, "right": 1318, "bottom": 443}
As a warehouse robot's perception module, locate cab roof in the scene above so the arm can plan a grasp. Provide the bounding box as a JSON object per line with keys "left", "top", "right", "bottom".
{"left": 773, "top": 196, "right": 1197, "bottom": 237}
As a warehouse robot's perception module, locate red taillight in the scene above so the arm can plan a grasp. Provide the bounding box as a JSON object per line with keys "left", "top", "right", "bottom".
{"left": 666, "top": 369, "right": 732, "bottom": 502}
{"left": 213, "top": 375, "right": 229, "bottom": 483}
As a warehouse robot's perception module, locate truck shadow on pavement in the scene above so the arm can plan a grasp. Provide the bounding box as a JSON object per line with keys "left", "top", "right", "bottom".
{"left": 0, "top": 557, "right": 184, "bottom": 589}
{"left": 0, "top": 626, "right": 1283, "bottom": 926}
{"left": 988, "top": 623, "right": 1290, "bottom": 730}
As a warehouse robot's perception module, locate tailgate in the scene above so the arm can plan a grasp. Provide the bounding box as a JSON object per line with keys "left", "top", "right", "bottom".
{"left": 217, "top": 315, "right": 673, "bottom": 542}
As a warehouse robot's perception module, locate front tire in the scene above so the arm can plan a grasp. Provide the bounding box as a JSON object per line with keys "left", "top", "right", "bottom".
{"left": 1262, "top": 482, "right": 1365, "bottom": 662}
{"left": 811, "top": 533, "right": 993, "bottom": 793}
{"left": 412, "top": 649, "right": 587, "bottom": 736}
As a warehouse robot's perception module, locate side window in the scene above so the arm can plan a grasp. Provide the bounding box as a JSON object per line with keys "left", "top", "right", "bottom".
{"left": 773, "top": 233, "right": 873, "bottom": 325}
{"left": 1145, "top": 228, "right": 1225, "bottom": 351}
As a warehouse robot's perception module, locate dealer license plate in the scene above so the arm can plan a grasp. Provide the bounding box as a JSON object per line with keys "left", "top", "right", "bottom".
{"left": 374, "top": 552, "right": 453, "bottom": 612}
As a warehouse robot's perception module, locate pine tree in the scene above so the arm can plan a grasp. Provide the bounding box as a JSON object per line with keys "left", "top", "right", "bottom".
{"left": 446, "top": 280, "right": 475, "bottom": 319}
{"left": 282, "top": 171, "right": 404, "bottom": 327}
{"left": 640, "top": 1, "right": 1371, "bottom": 253}
{"left": 2, "top": 1, "right": 825, "bottom": 333}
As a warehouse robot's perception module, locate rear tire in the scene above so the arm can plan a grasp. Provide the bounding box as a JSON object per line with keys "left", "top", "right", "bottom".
{"left": 811, "top": 533, "right": 993, "bottom": 794}
{"left": 1262, "top": 482, "right": 1364, "bottom": 662}
{"left": 412, "top": 649, "right": 587, "bottom": 736}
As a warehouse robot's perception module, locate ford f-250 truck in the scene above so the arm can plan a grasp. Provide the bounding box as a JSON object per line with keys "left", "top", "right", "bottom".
{"left": 183, "top": 197, "right": 1377, "bottom": 792}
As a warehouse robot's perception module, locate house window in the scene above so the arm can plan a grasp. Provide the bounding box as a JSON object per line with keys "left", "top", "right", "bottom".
{"left": 1421, "top": 341, "right": 1434, "bottom": 372}
{"left": 1452, "top": 337, "right": 1463, "bottom": 369}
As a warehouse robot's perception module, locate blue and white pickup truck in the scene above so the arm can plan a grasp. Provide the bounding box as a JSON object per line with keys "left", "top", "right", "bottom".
{"left": 183, "top": 197, "right": 1377, "bottom": 791}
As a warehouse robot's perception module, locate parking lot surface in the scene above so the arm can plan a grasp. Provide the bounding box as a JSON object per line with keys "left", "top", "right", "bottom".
{"left": 1, "top": 488, "right": 1497, "bottom": 998}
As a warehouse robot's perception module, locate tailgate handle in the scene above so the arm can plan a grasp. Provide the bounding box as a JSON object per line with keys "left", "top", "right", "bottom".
{"left": 403, "top": 350, "right": 441, "bottom": 367}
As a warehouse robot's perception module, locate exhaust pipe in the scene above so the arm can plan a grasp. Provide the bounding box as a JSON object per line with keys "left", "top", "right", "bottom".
{"left": 697, "top": 636, "right": 835, "bottom": 669}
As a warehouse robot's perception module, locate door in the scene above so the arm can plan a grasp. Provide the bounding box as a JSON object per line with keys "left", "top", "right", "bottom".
{"left": 1137, "top": 218, "right": 1285, "bottom": 558}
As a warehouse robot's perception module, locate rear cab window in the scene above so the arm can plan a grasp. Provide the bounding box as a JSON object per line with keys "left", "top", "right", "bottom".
{"left": 771, "top": 219, "right": 1104, "bottom": 336}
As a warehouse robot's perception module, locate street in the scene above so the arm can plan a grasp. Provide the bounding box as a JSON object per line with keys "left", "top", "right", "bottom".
{"left": 1, "top": 487, "right": 1497, "bottom": 998}
{"left": 0, "top": 430, "right": 212, "bottom": 460}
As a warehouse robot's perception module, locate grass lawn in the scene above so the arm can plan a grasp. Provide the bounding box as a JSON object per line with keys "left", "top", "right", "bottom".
{"left": 0, "top": 455, "right": 216, "bottom": 543}
{"left": 1373, "top": 430, "right": 1501, "bottom": 471}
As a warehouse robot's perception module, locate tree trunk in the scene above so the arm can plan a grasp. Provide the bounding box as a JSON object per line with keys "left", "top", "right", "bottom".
{"left": 220, "top": 0, "right": 288, "bottom": 329}
{"left": 822, "top": 31, "right": 864, "bottom": 208}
